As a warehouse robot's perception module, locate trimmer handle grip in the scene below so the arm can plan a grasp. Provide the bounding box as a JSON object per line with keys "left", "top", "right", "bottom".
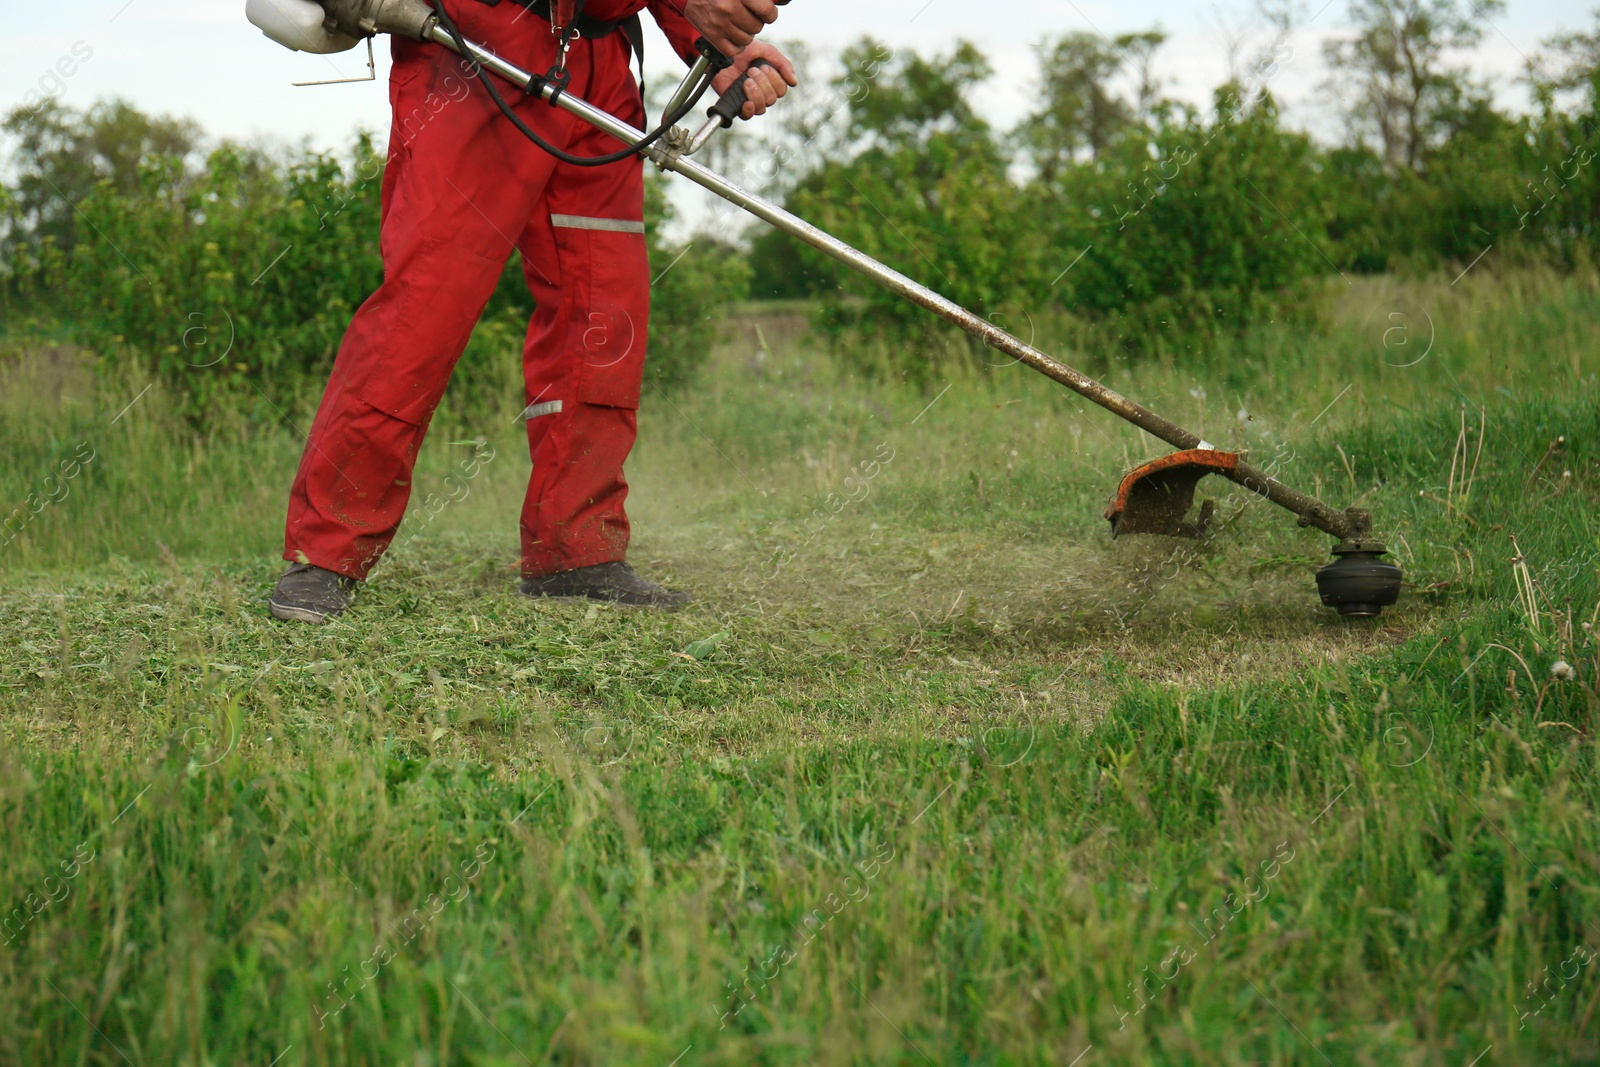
{"left": 706, "top": 58, "right": 774, "bottom": 128}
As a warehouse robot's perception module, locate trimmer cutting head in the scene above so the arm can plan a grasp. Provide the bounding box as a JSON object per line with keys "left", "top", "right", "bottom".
{"left": 1106, "top": 449, "right": 1403, "bottom": 618}
{"left": 1315, "top": 543, "right": 1403, "bottom": 618}
{"left": 1105, "top": 449, "right": 1239, "bottom": 538}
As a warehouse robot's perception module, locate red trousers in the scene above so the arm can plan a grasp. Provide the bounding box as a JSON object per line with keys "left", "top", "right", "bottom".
{"left": 285, "top": 0, "right": 650, "bottom": 581}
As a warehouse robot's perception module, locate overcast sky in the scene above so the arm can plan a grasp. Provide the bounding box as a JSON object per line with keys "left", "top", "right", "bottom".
{"left": 2, "top": 0, "right": 1589, "bottom": 223}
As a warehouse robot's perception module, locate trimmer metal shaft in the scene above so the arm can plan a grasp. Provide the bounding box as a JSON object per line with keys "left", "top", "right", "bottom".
{"left": 425, "top": 23, "right": 1365, "bottom": 541}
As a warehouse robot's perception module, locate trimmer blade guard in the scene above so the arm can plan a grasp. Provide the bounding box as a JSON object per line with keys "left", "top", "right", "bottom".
{"left": 1105, "top": 449, "right": 1240, "bottom": 538}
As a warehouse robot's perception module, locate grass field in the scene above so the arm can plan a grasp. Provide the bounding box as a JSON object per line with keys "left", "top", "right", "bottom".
{"left": 1, "top": 266, "right": 1598, "bottom": 1065}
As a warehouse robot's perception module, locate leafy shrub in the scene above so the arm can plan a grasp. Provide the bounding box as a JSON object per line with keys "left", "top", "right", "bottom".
{"left": 1042, "top": 87, "right": 1330, "bottom": 343}
{"left": 742, "top": 27, "right": 1600, "bottom": 370}
{"left": 641, "top": 174, "right": 752, "bottom": 390}
{"left": 0, "top": 100, "right": 745, "bottom": 421}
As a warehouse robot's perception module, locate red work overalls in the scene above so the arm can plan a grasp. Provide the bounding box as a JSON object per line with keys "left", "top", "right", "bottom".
{"left": 284, "top": 0, "right": 701, "bottom": 580}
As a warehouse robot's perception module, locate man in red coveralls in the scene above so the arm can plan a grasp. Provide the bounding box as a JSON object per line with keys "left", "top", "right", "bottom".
{"left": 270, "top": 0, "right": 795, "bottom": 623}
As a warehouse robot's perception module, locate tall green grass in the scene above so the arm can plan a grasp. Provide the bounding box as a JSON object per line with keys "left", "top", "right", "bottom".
{"left": 0, "top": 266, "right": 1597, "bottom": 1064}
{"left": 4, "top": 264, "right": 1595, "bottom": 575}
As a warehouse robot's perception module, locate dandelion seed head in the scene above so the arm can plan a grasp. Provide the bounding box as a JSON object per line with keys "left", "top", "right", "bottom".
{"left": 1550, "top": 660, "right": 1576, "bottom": 682}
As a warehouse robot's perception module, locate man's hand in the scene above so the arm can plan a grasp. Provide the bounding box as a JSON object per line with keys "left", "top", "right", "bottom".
{"left": 711, "top": 41, "right": 797, "bottom": 120}
{"left": 683, "top": 0, "right": 781, "bottom": 61}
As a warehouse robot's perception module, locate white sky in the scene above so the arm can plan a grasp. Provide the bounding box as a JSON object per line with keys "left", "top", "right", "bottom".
{"left": 1, "top": 0, "right": 1588, "bottom": 225}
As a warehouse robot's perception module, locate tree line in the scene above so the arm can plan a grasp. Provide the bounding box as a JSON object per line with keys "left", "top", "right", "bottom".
{"left": 0, "top": 0, "right": 1595, "bottom": 408}
{"left": 743, "top": 1, "right": 1598, "bottom": 357}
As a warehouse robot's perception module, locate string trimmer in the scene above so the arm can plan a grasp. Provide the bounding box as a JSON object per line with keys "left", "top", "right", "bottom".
{"left": 247, "top": 0, "right": 1403, "bottom": 618}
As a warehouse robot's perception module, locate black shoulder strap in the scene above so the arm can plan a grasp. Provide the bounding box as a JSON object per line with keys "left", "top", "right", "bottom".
{"left": 621, "top": 13, "right": 646, "bottom": 115}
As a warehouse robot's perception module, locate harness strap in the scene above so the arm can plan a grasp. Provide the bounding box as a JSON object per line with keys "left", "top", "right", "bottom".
{"left": 550, "top": 0, "right": 578, "bottom": 33}
{"left": 620, "top": 13, "right": 645, "bottom": 116}
{"left": 473, "top": 0, "right": 646, "bottom": 113}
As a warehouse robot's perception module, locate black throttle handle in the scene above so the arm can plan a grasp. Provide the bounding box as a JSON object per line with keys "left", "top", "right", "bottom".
{"left": 695, "top": 37, "right": 735, "bottom": 70}
{"left": 707, "top": 58, "right": 775, "bottom": 129}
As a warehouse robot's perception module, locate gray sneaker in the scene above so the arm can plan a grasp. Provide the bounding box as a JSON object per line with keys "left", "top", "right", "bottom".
{"left": 520, "top": 561, "right": 691, "bottom": 610}
{"left": 269, "top": 563, "right": 357, "bottom": 624}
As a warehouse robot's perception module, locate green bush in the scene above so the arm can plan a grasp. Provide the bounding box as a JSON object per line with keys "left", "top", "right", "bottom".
{"left": 741, "top": 27, "right": 1600, "bottom": 370}
{"left": 1043, "top": 87, "right": 1330, "bottom": 343}
{"left": 0, "top": 100, "right": 745, "bottom": 421}
{"left": 642, "top": 173, "right": 752, "bottom": 391}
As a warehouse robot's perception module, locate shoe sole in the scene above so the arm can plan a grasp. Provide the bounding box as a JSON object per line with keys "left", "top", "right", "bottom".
{"left": 269, "top": 598, "right": 334, "bottom": 625}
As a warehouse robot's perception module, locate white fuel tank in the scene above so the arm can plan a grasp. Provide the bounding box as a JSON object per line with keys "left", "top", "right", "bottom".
{"left": 246, "top": 0, "right": 361, "bottom": 54}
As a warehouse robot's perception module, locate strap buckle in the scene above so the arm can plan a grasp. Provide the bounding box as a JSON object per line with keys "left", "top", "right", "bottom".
{"left": 553, "top": 29, "right": 576, "bottom": 77}
{"left": 548, "top": 0, "right": 582, "bottom": 77}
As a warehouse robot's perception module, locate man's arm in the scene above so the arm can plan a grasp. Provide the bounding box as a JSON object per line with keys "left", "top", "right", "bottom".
{"left": 647, "top": 0, "right": 711, "bottom": 66}
{"left": 654, "top": 0, "right": 779, "bottom": 64}
{"left": 649, "top": 0, "right": 797, "bottom": 120}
